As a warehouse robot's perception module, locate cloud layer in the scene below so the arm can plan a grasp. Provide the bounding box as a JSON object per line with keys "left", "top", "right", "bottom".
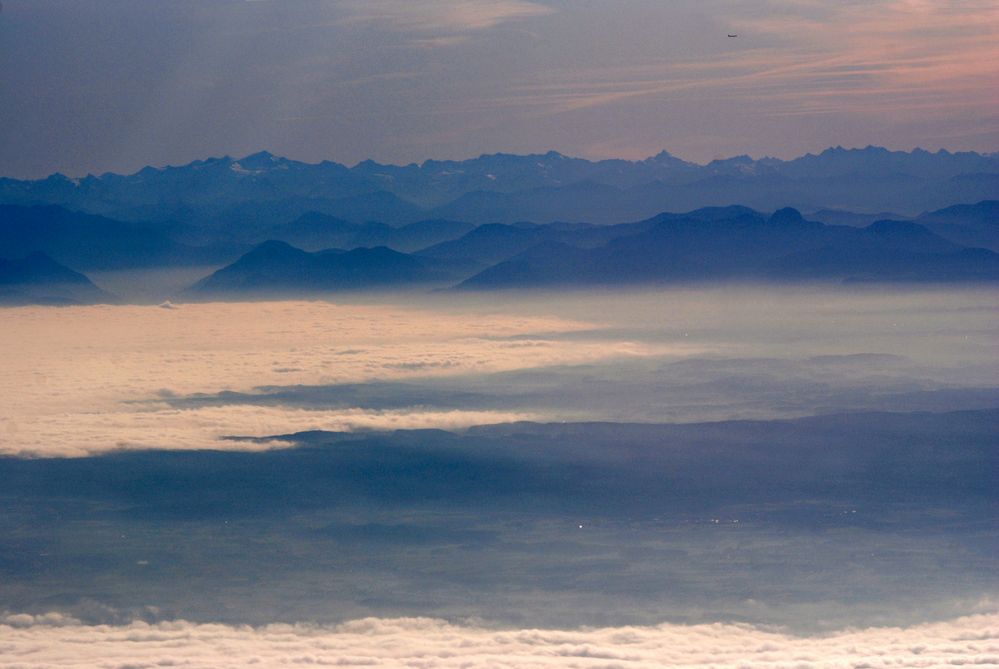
{"left": 0, "top": 300, "right": 662, "bottom": 457}
{"left": 2, "top": 289, "right": 995, "bottom": 457}
{"left": 1, "top": 612, "right": 996, "bottom": 668}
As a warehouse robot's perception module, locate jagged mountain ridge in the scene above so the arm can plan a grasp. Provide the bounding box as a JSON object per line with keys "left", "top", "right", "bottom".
{"left": 2, "top": 147, "right": 997, "bottom": 226}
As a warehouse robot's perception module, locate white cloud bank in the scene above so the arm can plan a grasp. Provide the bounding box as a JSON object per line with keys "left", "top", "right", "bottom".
{"left": 0, "top": 612, "right": 996, "bottom": 668}
{"left": 0, "top": 301, "right": 675, "bottom": 457}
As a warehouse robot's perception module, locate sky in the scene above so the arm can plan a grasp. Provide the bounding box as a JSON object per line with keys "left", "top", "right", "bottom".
{"left": 1, "top": 0, "right": 997, "bottom": 178}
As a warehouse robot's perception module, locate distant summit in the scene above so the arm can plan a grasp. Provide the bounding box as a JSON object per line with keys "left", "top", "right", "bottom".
{"left": 768, "top": 207, "right": 806, "bottom": 225}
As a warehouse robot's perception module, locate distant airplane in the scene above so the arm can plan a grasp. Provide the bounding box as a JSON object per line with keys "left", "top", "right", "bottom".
{"left": 727, "top": 34, "right": 738, "bottom": 38}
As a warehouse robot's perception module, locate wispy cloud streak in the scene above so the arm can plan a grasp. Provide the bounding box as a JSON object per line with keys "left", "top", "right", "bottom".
{"left": 338, "top": 0, "right": 555, "bottom": 44}
{"left": 474, "top": 0, "right": 998, "bottom": 121}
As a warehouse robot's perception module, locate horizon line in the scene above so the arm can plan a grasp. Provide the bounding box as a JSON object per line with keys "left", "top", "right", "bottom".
{"left": 8, "top": 144, "right": 998, "bottom": 182}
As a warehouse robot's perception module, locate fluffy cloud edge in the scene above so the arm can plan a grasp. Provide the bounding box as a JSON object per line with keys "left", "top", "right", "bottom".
{"left": 1, "top": 611, "right": 997, "bottom": 668}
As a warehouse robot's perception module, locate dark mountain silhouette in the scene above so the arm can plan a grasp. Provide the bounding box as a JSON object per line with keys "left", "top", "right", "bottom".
{"left": 0, "top": 251, "right": 111, "bottom": 304}
{"left": 416, "top": 218, "right": 658, "bottom": 265}
{"left": 857, "top": 219, "right": 961, "bottom": 254}
{"left": 459, "top": 208, "right": 824, "bottom": 287}
{"left": 0, "top": 204, "right": 233, "bottom": 270}
{"left": 2, "top": 147, "right": 996, "bottom": 297}
{"left": 916, "top": 201, "right": 999, "bottom": 251}
{"left": 457, "top": 208, "right": 999, "bottom": 289}
{"left": 189, "top": 240, "right": 448, "bottom": 296}
{"left": 2, "top": 147, "right": 996, "bottom": 227}
{"left": 182, "top": 205, "right": 999, "bottom": 296}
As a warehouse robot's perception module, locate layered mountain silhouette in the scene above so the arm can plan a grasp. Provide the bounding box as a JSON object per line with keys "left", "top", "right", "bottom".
{"left": 189, "top": 240, "right": 452, "bottom": 296}
{"left": 0, "top": 204, "right": 235, "bottom": 270}
{"left": 2, "top": 147, "right": 996, "bottom": 229}
{"left": 187, "top": 205, "right": 998, "bottom": 296}
{"left": 915, "top": 201, "right": 999, "bottom": 252}
{"left": 455, "top": 207, "right": 998, "bottom": 288}
{"left": 1, "top": 147, "right": 996, "bottom": 302}
{"left": 0, "top": 251, "right": 111, "bottom": 305}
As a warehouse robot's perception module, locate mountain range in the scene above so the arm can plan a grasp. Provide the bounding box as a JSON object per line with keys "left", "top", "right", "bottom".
{"left": 451, "top": 207, "right": 999, "bottom": 288}
{"left": 185, "top": 203, "right": 999, "bottom": 297}
{"left": 0, "top": 147, "right": 996, "bottom": 302}
{"left": 2, "top": 147, "right": 996, "bottom": 232}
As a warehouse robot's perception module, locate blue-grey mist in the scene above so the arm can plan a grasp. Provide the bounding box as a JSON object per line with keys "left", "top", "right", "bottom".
{"left": 1, "top": 286, "right": 995, "bottom": 632}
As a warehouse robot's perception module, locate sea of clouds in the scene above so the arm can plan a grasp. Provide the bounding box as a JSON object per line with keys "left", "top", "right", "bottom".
{"left": 3, "top": 289, "right": 995, "bottom": 458}
{"left": 0, "top": 300, "right": 673, "bottom": 457}
{"left": 2, "top": 612, "right": 997, "bottom": 668}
